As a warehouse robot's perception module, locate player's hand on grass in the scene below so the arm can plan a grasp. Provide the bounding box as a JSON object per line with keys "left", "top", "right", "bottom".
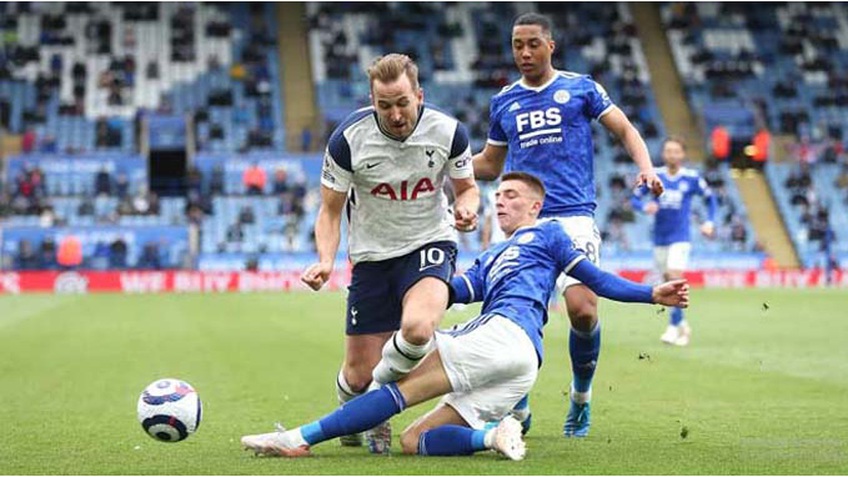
{"left": 652, "top": 279, "right": 689, "bottom": 308}
{"left": 301, "top": 262, "right": 333, "bottom": 291}
{"left": 637, "top": 170, "right": 664, "bottom": 197}
{"left": 700, "top": 221, "right": 715, "bottom": 238}
{"left": 454, "top": 206, "right": 478, "bottom": 232}
{"left": 643, "top": 202, "right": 659, "bottom": 215}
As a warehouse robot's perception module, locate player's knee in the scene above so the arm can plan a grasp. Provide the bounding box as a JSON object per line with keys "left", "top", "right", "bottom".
{"left": 399, "top": 321, "right": 435, "bottom": 346}
{"left": 567, "top": 302, "right": 598, "bottom": 330}
{"left": 400, "top": 428, "right": 421, "bottom": 455}
{"left": 342, "top": 366, "right": 373, "bottom": 393}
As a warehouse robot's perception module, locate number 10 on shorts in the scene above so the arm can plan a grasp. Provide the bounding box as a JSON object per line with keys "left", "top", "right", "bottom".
{"left": 419, "top": 247, "right": 445, "bottom": 271}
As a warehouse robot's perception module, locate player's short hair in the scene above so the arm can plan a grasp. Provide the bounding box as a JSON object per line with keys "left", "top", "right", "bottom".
{"left": 513, "top": 12, "right": 554, "bottom": 38}
{"left": 662, "top": 135, "right": 687, "bottom": 151}
{"left": 367, "top": 53, "right": 420, "bottom": 91}
{"left": 502, "top": 171, "right": 546, "bottom": 199}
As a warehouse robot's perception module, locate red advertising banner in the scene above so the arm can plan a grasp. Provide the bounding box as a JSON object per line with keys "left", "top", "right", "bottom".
{"left": 0, "top": 270, "right": 351, "bottom": 294}
{"left": 0, "top": 269, "right": 844, "bottom": 295}
{"left": 618, "top": 269, "right": 846, "bottom": 288}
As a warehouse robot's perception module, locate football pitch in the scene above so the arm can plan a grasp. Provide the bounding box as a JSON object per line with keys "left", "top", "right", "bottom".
{"left": 1, "top": 288, "right": 846, "bottom": 475}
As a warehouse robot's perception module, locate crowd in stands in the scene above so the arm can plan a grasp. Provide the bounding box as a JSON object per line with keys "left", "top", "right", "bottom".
{"left": 4, "top": 2, "right": 846, "bottom": 272}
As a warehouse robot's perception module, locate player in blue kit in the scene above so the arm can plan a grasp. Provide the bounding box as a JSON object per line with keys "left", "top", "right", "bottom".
{"left": 632, "top": 137, "right": 717, "bottom": 346}
{"left": 242, "top": 172, "right": 689, "bottom": 460}
{"left": 472, "top": 12, "right": 665, "bottom": 437}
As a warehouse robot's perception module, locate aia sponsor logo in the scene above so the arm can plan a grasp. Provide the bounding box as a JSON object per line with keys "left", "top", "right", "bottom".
{"left": 370, "top": 178, "right": 436, "bottom": 200}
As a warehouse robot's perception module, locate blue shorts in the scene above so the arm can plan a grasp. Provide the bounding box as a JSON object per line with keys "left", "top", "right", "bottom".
{"left": 345, "top": 241, "right": 457, "bottom": 335}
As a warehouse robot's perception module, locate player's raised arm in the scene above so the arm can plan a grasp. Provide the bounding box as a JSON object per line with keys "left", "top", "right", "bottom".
{"left": 600, "top": 107, "right": 663, "bottom": 197}
{"left": 472, "top": 143, "right": 508, "bottom": 181}
{"left": 567, "top": 258, "right": 689, "bottom": 308}
{"left": 301, "top": 185, "right": 346, "bottom": 291}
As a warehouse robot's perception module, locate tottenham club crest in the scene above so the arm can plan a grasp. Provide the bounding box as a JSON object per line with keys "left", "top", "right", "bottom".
{"left": 553, "top": 89, "right": 570, "bottom": 104}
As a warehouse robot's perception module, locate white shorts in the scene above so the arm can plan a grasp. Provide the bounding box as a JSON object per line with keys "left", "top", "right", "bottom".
{"left": 654, "top": 242, "right": 691, "bottom": 274}
{"left": 435, "top": 314, "right": 539, "bottom": 429}
{"left": 541, "top": 216, "right": 602, "bottom": 290}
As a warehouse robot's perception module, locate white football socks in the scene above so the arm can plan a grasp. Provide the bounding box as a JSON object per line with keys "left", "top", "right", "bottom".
{"left": 372, "top": 331, "right": 433, "bottom": 385}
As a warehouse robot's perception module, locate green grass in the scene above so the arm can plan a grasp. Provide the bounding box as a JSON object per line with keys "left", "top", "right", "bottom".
{"left": 1, "top": 289, "right": 847, "bottom": 474}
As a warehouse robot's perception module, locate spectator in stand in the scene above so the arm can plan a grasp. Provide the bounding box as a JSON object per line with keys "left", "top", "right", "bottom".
{"left": 137, "top": 242, "right": 162, "bottom": 270}
{"left": 272, "top": 167, "right": 289, "bottom": 194}
{"left": 16, "top": 240, "right": 39, "bottom": 270}
{"left": 243, "top": 162, "right": 266, "bottom": 195}
{"left": 95, "top": 167, "right": 113, "bottom": 196}
{"left": 39, "top": 204, "right": 57, "bottom": 227}
{"left": 711, "top": 125, "right": 731, "bottom": 162}
{"left": 238, "top": 205, "right": 256, "bottom": 225}
{"left": 110, "top": 237, "right": 128, "bottom": 269}
{"left": 132, "top": 186, "right": 151, "bottom": 215}
{"left": 39, "top": 237, "right": 58, "bottom": 270}
{"left": 148, "top": 191, "right": 161, "bottom": 215}
{"left": 146, "top": 60, "right": 159, "bottom": 79}
{"left": 40, "top": 134, "right": 57, "bottom": 153}
{"left": 185, "top": 190, "right": 212, "bottom": 226}
{"left": 96, "top": 118, "right": 110, "bottom": 147}
{"left": 210, "top": 164, "right": 225, "bottom": 195}
{"left": 21, "top": 128, "right": 35, "bottom": 153}
{"left": 57, "top": 235, "right": 83, "bottom": 270}
{"left": 186, "top": 165, "right": 203, "bottom": 196}
{"left": 0, "top": 191, "right": 11, "bottom": 218}
{"left": 28, "top": 165, "right": 46, "bottom": 199}
{"left": 78, "top": 195, "right": 95, "bottom": 216}
{"left": 785, "top": 162, "right": 812, "bottom": 190}
{"left": 226, "top": 222, "right": 245, "bottom": 243}
{"left": 730, "top": 215, "right": 748, "bottom": 250}
{"left": 115, "top": 173, "right": 129, "bottom": 199}
{"left": 90, "top": 241, "right": 111, "bottom": 270}
{"left": 751, "top": 127, "right": 771, "bottom": 171}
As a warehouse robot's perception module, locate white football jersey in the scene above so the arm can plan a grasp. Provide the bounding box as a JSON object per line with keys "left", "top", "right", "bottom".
{"left": 321, "top": 104, "right": 474, "bottom": 264}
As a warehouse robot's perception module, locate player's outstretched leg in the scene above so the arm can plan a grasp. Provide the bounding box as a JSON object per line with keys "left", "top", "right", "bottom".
{"left": 242, "top": 383, "right": 408, "bottom": 458}
{"left": 564, "top": 321, "right": 600, "bottom": 438}
{"left": 335, "top": 369, "right": 363, "bottom": 446}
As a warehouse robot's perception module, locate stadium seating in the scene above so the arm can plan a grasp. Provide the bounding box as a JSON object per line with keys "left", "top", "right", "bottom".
{"left": 662, "top": 2, "right": 848, "bottom": 267}
{"left": 0, "top": 2, "right": 285, "bottom": 153}
{"left": 0, "top": 3, "right": 293, "bottom": 270}
{"left": 2, "top": 2, "right": 842, "bottom": 273}
{"left": 765, "top": 162, "right": 847, "bottom": 268}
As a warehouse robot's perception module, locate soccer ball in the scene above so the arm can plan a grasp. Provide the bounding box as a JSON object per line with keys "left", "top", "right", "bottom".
{"left": 137, "top": 378, "right": 202, "bottom": 442}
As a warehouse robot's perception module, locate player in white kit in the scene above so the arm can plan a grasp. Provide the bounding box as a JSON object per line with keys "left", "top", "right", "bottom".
{"left": 300, "top": 54, "right": 480, "bottom": 453}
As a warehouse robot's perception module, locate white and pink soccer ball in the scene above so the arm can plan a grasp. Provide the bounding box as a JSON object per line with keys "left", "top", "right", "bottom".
{"left": 137, "top": 378, "right": 202, "bottom": 442}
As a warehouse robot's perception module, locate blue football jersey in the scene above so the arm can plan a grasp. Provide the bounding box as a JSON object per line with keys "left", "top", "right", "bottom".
{"left": 488, "top": 71, "right": 615, "bottom": 218}
{"left": 632, "top": 166, "right": 717, "bottom": 246}
{"left": 450, "top": 220, "right": 586, "bottom": 363}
